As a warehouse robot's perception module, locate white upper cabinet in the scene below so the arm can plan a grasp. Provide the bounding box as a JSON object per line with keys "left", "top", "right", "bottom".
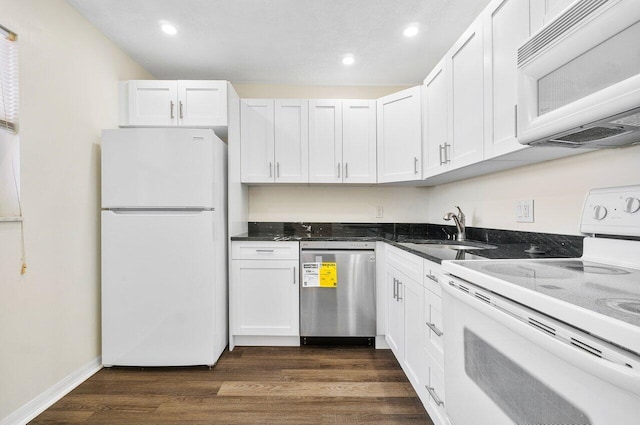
{"left": 119, "top": 80, "right": 228, "bottom": 128}
{"left": 177, "top": 81, "right": 228, "bottom": 127}
{"left": 274, "top": 99, "right": 309, "bottom": 183}
{"left": 308, "top": 100, "right": 343, "bottom": 183}
{"left": 483, "top": 0, "right": 532, "bottom": 158}
{"left": 422, "top": 60, "right": 450, "bottom": 178}
{"left": 342, "top": 100, "right": 377, "bottom": 183}
{"left": 448, "top": 17, "right": 485, "bottom": 169}
{"left": 377, "top": 86, "right": 422, "bottom": 183}
{"left": 308, "top": 99, "right": 376, "bottom": 184}
{"left": 240, "top": 99, "right": 309, "bottom": 184}
{"left": 241, "top": 99, "right": 275, "bottom": 183}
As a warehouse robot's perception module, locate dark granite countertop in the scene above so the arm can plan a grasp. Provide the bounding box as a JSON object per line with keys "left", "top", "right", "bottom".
{"left": 231, "top": 222, "right": 584, "bottom": 264}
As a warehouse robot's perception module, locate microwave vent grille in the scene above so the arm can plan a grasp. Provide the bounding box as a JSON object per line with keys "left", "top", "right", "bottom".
{"left": 518, "top": 0, "right": 609, "bottom": 66}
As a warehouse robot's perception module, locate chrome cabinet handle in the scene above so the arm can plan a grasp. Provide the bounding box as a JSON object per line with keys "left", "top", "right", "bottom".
{"left": 179, "top": 101, "right": 184, "bottom": 119}
{"left": 269, "top": 162, "right": 273, "bottom": 178}
{"left": 414, "top": 157, "right": 419, "bottom": 174}
{"left": 425, "top": 385, "right": 444, "bottom": 406}
{"left": 345, "top": 162, "right": 348, "bottom": 179}
{"left": 337, "top": 162, "right": 341, "bottom": 178}
{"left": 426, "top": 273, "right": 439, "bottom": 283}
{"left": 426, "top": 322, "right": 443, "bottom": 337}
{"left": 255, "top": 249, "right": 274, "bottom": 253}
{"left": 444, "top": 143, "right": 451, "bottom": 164}
{"left": 439, "top": 144, "right": 445, "bottom": 166}
{"left": 293, "top": 266, "right": 296, "bottom": 285}
{"left": 170, "top": 101, "right": 175, "bottom": 119}
{"left": 397, "top": 280, "right": 403, "bottom": 301}
{"left": 392, "top": 277, "right": 397, "bottom": 300}
{"left": 276, "top": 162, "right": 280, "bottom": 178}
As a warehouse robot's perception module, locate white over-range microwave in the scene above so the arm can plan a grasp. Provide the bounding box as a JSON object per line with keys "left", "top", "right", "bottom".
{"left": 517, "top": 0, "right": 640, "bottom": 149}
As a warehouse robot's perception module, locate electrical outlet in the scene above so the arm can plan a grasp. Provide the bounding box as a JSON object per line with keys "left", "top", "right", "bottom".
{"left": 375, "top": 206, "right": 384, "bottom": 218}
{"left": 516, "top": 199, "right": 534, "bottom": 223}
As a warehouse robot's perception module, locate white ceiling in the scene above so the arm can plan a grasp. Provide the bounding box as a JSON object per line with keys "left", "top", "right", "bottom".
{"left": 66, "top": 0, "right": 491, "bottom": 86}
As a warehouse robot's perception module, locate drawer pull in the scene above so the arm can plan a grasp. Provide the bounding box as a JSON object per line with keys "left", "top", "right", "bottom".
{"left": 426, "top": 322, "right": 443, "bottom": 337}
{"left": 255, "top": 249, "right": 275, "bottom": 253}
{"left": 425, "top": 385, "right": 444, "bottom": 406}
{"left": 426, "top": 273, "right": 439, "bottom": 283}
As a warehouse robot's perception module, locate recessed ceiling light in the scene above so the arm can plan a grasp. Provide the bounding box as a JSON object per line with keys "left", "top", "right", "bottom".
{"left": 160, "top": 23, "right": 177, "bottom": 35}
{"left": 403, "top": 25, "right": 419, "bottom": 37}
{"left": 342, "top": 56, "right": 355, "bottom": 66}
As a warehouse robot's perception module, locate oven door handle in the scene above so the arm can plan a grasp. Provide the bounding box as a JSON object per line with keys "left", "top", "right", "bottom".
{"left": 442, "top": 281, "right": 640, "bottom": 397}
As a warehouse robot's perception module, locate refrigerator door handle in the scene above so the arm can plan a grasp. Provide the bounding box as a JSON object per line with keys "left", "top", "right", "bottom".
{"left": 107, "top": 209, "right": 212, "bottom": 215}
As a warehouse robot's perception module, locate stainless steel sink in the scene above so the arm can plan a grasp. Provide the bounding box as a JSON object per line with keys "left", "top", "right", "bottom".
{"left": 397, "top": 239, "right": 497, "bottom": 251}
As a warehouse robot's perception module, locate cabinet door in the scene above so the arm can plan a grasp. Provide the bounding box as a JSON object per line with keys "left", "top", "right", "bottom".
{"left": 240, "top": 99, "right": 275, "bottom": 183}
{"left": 177, "top": 81, "right": 227, "bottom": 127}
{"left": 127, "top": 80, "right": 177, "bottom": 126}
{"left": 422, "top": 60, "right": 450, "bottom": 178}
{"left": 342, "top": 100, "right": 377, "bottom": 183}
{"left": 274, "top": 99, "right": 309, "bottom": 183}
{"left": 484, "top": 0, "right": 531, "bottom": 157}
{"left": 385, "top": 268, "right": 403, "bottom": 358}
{"left": 231, "top": 260, "right": 299, "bottom": 336}
{"left": 377, "top": 86, "right": 422, "bottom": 183}
{"left": 402, "top": 277, "right": 425, "bottom": 394}
{"left": 308, "top": 100, "right": 343, "bottom": 183}
{"left": 449, "top": 17, "right": 485, "bottom": 169}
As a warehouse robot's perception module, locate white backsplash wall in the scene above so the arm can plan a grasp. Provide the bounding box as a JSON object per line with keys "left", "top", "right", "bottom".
{"left": 248, "top": 185, "right": 431, "bottom": 223}
{"left": 247, "top": 145, "right": 640, "bottom": 234}
{"left": 425, "top": 145, "right": 640, "bottom": 235}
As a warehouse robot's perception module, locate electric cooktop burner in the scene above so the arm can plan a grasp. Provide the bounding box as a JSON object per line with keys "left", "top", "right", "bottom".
{"left": 459, "top": 259, "right": 640, "bottom": 328}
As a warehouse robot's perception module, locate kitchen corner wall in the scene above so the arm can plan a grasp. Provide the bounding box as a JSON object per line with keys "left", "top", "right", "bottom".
{"left": 0, "top": 0, "right": 151, "bottom": 421}
{"left": 240, "top": 81, "right": 640, "bottom": 235}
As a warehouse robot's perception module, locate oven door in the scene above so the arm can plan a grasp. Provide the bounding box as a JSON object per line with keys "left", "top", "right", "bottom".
{"left": 442, "top": 276, "right": 640, "bottom": 425}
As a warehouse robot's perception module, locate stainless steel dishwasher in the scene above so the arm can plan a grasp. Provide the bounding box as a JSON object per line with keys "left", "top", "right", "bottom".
{"left": 299, "top": 241, "right": 376, "bottom": 341}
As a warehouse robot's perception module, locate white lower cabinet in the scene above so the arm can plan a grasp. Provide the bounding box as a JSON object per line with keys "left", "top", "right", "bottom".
{"left": 230, "top": 241, "right": 300, "bottom": 350}
{"left": 385, "top": 244, "right": 448, "bottom": 425}
{"left": 422, "top": 259, "right": 447, "bottom": 425}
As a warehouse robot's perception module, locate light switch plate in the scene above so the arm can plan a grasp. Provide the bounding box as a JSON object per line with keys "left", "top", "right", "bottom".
{"left": 516, "top": 199, "right": 534, "bottom": 223}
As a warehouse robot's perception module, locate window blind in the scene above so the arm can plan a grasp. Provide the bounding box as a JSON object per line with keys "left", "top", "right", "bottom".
{"left": 0, "top": 26, "right": 18, "bottom": 133}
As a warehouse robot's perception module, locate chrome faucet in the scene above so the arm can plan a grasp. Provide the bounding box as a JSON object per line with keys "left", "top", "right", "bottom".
{"left": 443, "top": 206, "right": 466, "bottom": 241}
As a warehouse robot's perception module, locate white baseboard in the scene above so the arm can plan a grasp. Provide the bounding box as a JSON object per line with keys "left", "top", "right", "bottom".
{"left": 1, "top": 356, "right": 102, "bottom": 425}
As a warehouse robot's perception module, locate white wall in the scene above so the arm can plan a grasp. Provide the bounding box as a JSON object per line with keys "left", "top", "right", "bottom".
{"left": 424, "top": 145, "right": 640, "bottom": 235}
{"left": 0, "top": 0, "right": 151, "bottom": 421}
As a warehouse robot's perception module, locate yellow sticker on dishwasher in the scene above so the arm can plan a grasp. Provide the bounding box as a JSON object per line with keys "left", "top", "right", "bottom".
{"left": 319, "top": 262, "right": 337, "bottom": 287}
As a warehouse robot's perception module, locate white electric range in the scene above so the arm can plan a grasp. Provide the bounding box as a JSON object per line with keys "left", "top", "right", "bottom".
{"left": 441, "top": 185, "right": 640, "bottom": 425}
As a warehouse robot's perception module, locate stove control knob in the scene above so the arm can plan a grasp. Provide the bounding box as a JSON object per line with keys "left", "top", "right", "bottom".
{"left": 593, "top": 205, "right": 607, "bottom": 220}
{"left": 624, "top": 197, "right": 640, "bottom": 214}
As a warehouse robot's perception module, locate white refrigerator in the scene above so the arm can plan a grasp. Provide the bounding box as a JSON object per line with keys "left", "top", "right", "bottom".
{"left": 101, "top": 128, "right": 227, "bottom": 367}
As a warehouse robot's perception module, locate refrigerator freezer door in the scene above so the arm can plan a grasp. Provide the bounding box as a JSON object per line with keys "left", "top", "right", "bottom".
{"left": 101, "top": 210, "right": 219, "bottom": 366}
{"left": 101, "top": 128, "right": 218, "bottom": 209}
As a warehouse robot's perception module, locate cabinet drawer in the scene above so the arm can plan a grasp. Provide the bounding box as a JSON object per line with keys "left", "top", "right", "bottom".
{"left": 425, "top": 351, "right": 447, "bottom": 423}
{"left": 423, "top": 259, "right": 443, "bottom": 297}
{"left": 424, "top": 288, "right": 444, "bottom": 367}
{"left": 386, "top": 244, "right": 424, "bottom": 283}
{"left": 232, "top": 241, "right": 299, "bottom": 260}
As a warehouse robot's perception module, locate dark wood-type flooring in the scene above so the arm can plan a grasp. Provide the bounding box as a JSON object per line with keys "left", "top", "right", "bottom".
{"left": 30, "top": 346, "right": 433, "bottom": 424}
